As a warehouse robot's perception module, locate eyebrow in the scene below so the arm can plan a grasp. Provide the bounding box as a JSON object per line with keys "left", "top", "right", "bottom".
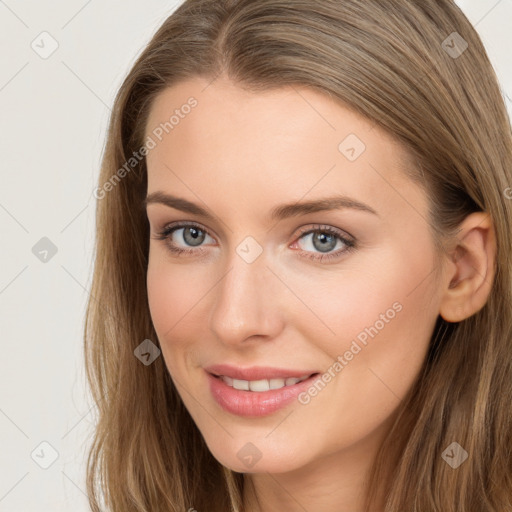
{"left": 144, "top": 191, "right": 379, "bottom": 221}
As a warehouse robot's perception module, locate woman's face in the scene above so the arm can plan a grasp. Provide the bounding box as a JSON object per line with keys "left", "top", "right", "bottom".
{"left": 145, "top": 76, "right": 446, "bottom": 475}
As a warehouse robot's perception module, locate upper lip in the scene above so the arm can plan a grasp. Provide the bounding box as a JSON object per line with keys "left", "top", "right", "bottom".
{"left": 204, "top": 364, "right": 319, "bottom": 381}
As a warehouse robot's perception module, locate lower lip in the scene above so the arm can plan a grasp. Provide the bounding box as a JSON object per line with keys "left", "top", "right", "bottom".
{"left": 206, "top": 371, "right": 320, "bottom": 417}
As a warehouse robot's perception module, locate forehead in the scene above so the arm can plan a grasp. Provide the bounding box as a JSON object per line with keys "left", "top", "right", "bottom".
{"left": 144, "top": 76, "right": 427, "bottom": 224}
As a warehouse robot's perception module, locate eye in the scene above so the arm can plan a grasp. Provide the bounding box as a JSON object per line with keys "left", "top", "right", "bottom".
{"left": 291, "top": 224, "right": 356, "bottom": 262}
{"left": 152, "top": 222, "right": 215, "bottom": 256}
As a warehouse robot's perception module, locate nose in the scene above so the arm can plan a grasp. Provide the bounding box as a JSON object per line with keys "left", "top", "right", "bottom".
{"left": 208, "top": 248, "right": 285, "bottom": 346}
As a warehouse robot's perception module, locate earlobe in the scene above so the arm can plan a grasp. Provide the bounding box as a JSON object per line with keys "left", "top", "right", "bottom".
{"left": 438, "top": 212, "right": 496, "bottom": 323}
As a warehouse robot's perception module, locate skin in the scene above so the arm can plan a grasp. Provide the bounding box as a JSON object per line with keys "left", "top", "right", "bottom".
{"left": 144, "top": 76, "right": 496, "bottom": 512}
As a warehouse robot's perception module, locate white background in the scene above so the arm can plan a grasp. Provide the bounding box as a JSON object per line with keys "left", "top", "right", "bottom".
{"left": 0, "top": 1, "right": 511, "bottom": 510}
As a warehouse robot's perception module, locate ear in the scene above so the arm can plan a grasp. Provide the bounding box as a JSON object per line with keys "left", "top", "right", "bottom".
{"left": 439, "top": 212, "right": 496, "bottom": 323}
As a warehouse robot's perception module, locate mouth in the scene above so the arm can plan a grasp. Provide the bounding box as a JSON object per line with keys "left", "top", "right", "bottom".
{"left": 205, "top": 368, "right": 322, "bottom": 417}
{"left": 204, "top": 364, "right": 320, "bottom": 385}
{"left": 209, "top": 372, "right": 319, "bottom": 392}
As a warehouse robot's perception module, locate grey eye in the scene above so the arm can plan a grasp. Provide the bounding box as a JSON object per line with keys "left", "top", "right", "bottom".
{"left": 311, "top": 232, "right": 337, "bottom": 253}
{"left": 298, "top": 231, "right": 345, "bottom": 254}
{"left": 180, "top": 227, "right": 207, "bottom": 247}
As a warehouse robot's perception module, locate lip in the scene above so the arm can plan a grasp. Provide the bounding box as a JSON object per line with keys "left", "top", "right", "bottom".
{"left": 204, "top": 364, "right": 319, "bottom": 381}
{"left": 205, "top": 368, "right": 321, "bottom": 417}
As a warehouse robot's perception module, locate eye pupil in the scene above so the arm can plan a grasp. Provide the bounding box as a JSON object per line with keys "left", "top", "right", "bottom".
{"left": 313, "top": 232, "right": 337, "bottom": 253}
{"left": 184, "top": 227, "right": 205, "bottom": 246}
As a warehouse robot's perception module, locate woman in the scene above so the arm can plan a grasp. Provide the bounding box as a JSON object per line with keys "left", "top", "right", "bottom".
{"left": 84, "top": 1, "right": 512, "bottom": 510}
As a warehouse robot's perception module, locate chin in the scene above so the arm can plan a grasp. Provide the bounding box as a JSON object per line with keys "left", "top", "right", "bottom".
{"left": 203, "top": 434, "right": 312, "bottom": 474}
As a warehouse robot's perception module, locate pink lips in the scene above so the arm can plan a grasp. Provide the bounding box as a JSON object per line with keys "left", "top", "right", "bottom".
{"left": 204, "top": 364, "right": 320, "bottom": 417}
{"left": 204, "top": 364, "right": 318, "bottom": 381}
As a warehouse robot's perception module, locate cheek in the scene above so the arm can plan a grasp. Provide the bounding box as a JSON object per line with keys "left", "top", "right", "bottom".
{"left": 292, "top": 241, "right": 439, "bottom": 398}
{"left": 280, "top": 248, "right": 439, "bottom": 452}
{"left": 146, "top": 255, "right": 211, "bottom": 369}
{"left": 289, "top": 244, "right": 435, "bottom": 347}
{"left": 147, "top": 249, "right": 211, "bottom": 329}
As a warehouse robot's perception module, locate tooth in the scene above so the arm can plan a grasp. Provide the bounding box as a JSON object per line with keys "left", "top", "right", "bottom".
{"left": 249, "top": 379, "right": 271, "bottom": 392}
{"left": 269, "top": 378, "right": 286, "bottom": 390}
{"left": 232, "top": 379, "right": 249, "bottom": 390}
{"left": 221, "top": 374, "right": 313, "bottom": 391}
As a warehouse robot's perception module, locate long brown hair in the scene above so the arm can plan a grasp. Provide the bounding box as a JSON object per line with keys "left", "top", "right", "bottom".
{"left": 84, "top": 1, "right": 512, "bottom": 510}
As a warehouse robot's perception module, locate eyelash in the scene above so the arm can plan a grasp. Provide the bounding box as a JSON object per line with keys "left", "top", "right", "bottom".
{"left": 151, "top": 222, "right": 356, "bottom": 263}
